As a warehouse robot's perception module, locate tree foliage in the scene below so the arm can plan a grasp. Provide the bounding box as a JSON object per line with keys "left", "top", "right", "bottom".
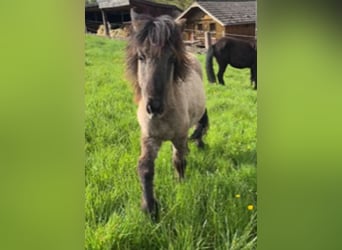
{"left": 154, "top": 0, "right": 194, "bottom": 10}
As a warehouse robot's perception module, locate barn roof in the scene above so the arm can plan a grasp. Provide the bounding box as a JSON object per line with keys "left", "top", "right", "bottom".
{"left": 85, "top": 2, "right": 99, "bottom": 11}
{"left": 177, "top": 0, "right": 256, "bottom": 26}
{"left": 96, "top": 0, "right": 182, "bottom": 12}
{"left": 97, "top": 0, "right": 129, "bottom": 9}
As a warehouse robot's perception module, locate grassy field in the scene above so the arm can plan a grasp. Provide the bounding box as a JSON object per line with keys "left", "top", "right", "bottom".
{"left": 85, "top": 34, "right": 257, "bottom": 250}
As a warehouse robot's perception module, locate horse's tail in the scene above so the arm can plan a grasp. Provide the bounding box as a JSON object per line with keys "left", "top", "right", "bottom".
{"left": 205, "top": 45, "right": 216, "bottom": 83}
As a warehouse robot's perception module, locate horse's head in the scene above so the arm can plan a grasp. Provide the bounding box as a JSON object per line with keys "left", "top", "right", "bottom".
{"left": 126, "top": 8, "right": 188, "bottom": 117}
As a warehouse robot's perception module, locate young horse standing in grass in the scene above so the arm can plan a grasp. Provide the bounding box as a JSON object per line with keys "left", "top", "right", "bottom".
{"left": 126, "top": 8, "right": 209, "bottom": 217}
{"left": 206, "top": 37, "right": 257, "bottom": 89}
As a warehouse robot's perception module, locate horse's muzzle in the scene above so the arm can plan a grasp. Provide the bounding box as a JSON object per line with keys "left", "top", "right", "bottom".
{"left": 146, "top": 99, "right": 163, "bottom": 117}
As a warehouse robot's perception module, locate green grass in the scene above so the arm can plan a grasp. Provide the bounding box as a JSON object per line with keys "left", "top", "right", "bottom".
{"left": 85, "top": 34, "right": 257, "bottom": 250}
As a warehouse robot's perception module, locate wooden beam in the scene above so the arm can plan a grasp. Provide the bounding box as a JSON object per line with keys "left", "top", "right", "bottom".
{"left": 100, "top": 9, "right": 110, "bottom": 37}
{"left": 204, "top": 32, "right": 211, "bottom": 49}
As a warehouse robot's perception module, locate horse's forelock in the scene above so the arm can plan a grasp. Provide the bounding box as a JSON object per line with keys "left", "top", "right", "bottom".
{"left": 126, "top": 15, "right": 189, "bottom": 94}
{"left": 137, "top": 16, "right": 175, "bottom": 48}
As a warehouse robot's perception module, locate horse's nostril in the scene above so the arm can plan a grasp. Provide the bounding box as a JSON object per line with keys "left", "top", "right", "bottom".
{"left": 147, "top": 104, "right": 152, "bottom": 114}
{"left": 147, "top": 99, "right": 162, "bottom": 114}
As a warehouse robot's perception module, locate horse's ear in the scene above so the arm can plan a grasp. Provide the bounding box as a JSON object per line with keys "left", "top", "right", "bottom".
{"left": 130, "top": 8, "right": 148, "bottom": 32}
{"left": 130, "top": 8, "right": 140, "bottom": 22}
{"left": 176, "top": 18, "right": 187, "bottom": 32}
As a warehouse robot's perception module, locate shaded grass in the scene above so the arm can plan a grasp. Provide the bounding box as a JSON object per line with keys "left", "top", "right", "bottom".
{"left": 85, "top": 35, "right": 257, "bottom": 250}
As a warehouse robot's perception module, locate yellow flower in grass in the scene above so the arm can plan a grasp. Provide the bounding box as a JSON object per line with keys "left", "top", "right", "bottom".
{"left": 247, "top": 205, "right": 254, "bottom": 210}
{"left": 235, "top": 194, "right": 241, "bottom": 198}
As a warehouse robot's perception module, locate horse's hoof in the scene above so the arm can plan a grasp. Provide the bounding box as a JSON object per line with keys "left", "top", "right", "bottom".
{"left": 141, "top": 199, "right": 159, "bottom": 221}
{"left": 195, "top": 140, "right": 205, "bottom": 149}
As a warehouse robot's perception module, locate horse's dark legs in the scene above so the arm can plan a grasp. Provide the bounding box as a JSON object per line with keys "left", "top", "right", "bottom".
{"left": 138, "top": 137, "right": 161, "bottom": 216}
{"left": 217, "top": 63, "right": 228, "bottom": 85}
{"left": 251, "top": 64, "right": 257, "bottom": 90}
{"left": 189, "top": 109, "right": 209, "bottom": 148}
{"left": 172, "top": 137, "right": 188, "bottom": 179}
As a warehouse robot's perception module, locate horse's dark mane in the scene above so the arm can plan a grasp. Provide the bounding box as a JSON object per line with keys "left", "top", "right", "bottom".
{"left": 126, "top": 14, "right": 189, "bottom": 102}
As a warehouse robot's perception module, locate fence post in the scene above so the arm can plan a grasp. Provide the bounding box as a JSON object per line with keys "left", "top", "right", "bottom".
{"left": 204, "top": 32, "right": 211, "bottom": 49}
{"left": 100, "top": 9, "right": 110, "bottom": 37}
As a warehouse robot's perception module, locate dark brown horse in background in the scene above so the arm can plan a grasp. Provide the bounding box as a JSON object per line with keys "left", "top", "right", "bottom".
{"left": 126, "top": 8, "right": 209, "bottom": 218}
{"left": 206, "top": 37, "right": 257, "bottom": 89}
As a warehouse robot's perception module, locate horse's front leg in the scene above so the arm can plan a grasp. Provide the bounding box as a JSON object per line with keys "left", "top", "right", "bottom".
{"left": 251, "top": 64, "right": 257, "bottom": 90}
{"left": 138, "top": 136, "right": 161, "bottom": 215}
{"left": 172, "top": 136, "right": 189, "bottom": 180}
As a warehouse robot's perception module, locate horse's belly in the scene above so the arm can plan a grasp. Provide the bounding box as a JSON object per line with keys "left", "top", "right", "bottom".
{"left": 230, "top": 55, "right": 253, "bottom": 68}
{"left": 186, "top": 83, "right": 206, "bottom": 126}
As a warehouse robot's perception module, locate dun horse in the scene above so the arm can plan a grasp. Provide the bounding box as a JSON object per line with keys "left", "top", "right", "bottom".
{"left": 206, "top": 37, "right": 257, "bottom": 89}
{"left": 126, "top": 9, "right": 209, "bottom": 217}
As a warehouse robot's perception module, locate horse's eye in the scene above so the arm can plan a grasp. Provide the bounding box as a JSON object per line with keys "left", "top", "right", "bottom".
{"left": 138, "top": 54, "right": 145, "bottom": 61}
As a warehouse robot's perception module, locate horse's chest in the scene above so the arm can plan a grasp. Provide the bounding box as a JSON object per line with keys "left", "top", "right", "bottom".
{"left": 149, "top": 120, "right": 175, "bottom": 139}
{"left": 138, "top": 114, "right": 187, "bottom": 140}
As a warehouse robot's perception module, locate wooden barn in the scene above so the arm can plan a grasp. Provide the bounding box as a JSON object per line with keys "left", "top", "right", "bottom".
{"left": 85, "top": 0, "right": 182, "bottom": 36}
{"left": 85, "top": 2, "right": 102, "bottom": 33}
{"left": 176, "top": 0, "right": 256, "bottom": 47}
